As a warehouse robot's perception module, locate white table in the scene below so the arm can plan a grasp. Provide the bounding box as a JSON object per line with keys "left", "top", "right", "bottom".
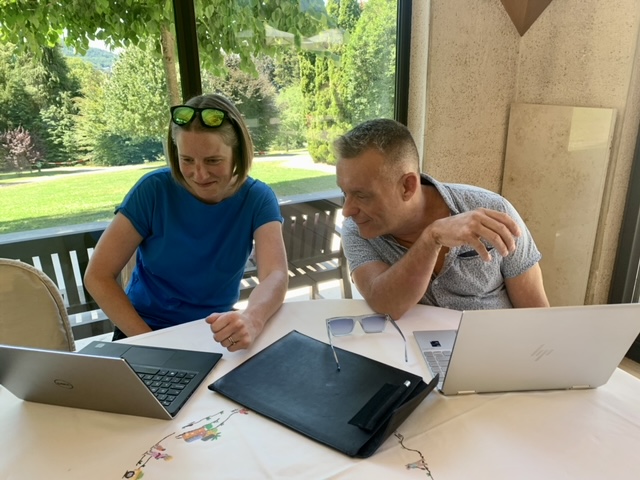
{"left": 1, "top": 300, "right": 639, "bottom": 479}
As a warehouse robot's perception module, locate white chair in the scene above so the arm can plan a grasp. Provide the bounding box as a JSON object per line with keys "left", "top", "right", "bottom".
{"left": 0, "top": 258, "right": 75, "bottom": 351}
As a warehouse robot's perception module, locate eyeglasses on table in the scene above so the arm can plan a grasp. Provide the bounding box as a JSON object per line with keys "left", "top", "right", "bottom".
{"left": 325, "top": 313, "right": 408, "bottom": 371}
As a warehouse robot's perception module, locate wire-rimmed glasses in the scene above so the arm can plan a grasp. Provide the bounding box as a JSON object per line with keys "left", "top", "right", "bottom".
{"left": 325, "top": 313, "right": 408, "bottom": 371}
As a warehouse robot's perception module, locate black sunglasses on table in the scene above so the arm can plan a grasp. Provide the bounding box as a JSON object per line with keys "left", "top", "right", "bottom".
{"left": 170, "top": 105, "right": 227, "bottom": 128}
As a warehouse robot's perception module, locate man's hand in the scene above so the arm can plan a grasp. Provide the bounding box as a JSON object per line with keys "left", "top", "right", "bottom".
{"left": 425, "top": 208, "right": 521, "bottom": 261}
{"left": 206, "top": 311, "right": 260, "bottom": 351}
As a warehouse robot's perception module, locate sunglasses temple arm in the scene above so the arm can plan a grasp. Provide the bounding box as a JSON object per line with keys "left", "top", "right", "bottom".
{"left": 387, "top": 316, "right": 408, "bottom": 362}
{"left": 326, "top": 323, "right": 341, "bottom": 371}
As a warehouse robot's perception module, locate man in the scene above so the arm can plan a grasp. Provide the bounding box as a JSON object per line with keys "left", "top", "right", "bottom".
{"left": 335, "top": 119, "right": 549, "bottom": 320}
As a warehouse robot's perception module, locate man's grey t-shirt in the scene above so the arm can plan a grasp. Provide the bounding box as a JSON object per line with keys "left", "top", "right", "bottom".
{"left": 341, "top": 174, "right": 542, "bottom": 310}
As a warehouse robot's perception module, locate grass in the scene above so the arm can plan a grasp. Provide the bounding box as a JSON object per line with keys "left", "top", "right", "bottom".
{"left": 0, "top": 168, "right": 104, "bottom": 183}
{"left": 0, "top": 159, "right": 338, "bottom": 234}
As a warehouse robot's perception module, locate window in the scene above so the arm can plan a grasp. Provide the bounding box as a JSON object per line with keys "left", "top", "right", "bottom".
{"left": 0, "top": 0, "right": 409, "bottom": 236}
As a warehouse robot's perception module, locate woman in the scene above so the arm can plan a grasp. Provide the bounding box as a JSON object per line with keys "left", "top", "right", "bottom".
{"left": 84, "top": 94, "right": 288, "bottom": 351}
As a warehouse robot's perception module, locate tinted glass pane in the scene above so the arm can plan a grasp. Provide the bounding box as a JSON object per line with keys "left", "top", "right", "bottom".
{"left": 328, "top": 317, "right": 356, "bottom": 335}
{"left": 360, "top": 315, "right": 387, "bottom": 333}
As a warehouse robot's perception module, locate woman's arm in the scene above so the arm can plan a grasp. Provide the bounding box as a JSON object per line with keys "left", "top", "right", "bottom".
{"left": 84, "top": 213, "right": 152, "bottom": 337}
{"left": 207, "top": 221, "right": 288, "bottom": 350}
{"left": 246, "top": 220, "right": 289, "bottom": 316}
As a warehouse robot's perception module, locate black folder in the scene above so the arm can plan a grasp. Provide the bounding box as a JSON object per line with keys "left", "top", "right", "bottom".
{"left": 209, "top": 330, "right": 438, "bottom": 458}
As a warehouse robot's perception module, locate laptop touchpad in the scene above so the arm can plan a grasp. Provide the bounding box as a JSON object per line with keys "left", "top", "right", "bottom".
{"left": 122, "top": 348, "right": 174, "bottom": 366}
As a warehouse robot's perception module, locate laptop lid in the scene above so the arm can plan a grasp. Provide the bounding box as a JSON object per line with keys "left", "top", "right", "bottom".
{"left": 414, "top": 303, "right": 640, "bottom": 395}
{"left": 0, "top": 342, "right": 222, "bottom": 419}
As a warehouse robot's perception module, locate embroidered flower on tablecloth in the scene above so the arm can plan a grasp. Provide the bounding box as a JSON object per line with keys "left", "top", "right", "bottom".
{"left": 123, "top": 409, "right": 250, "bottom": 478}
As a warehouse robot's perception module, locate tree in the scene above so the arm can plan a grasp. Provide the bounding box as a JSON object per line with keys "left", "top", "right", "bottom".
{"left": 66, "top": 57, "right": 109, "bottom": 164}
{"left": 303, "top": 0, "right": 361, "bottom": 165}
{"left": 0, "top": 43, "right": 40, "bottom": 134}
{"left": 65, "top": 43, "right": 166, "bottom": 166}
{"left": 0, "top": 0, "right": 334, "bottom": 107}
{"left": 203, "top": 56, "right": 280, "bottom": 152}
{"left": 32, "top": 47, "right": 81, "bottom": 163}
{"left": 298, "top": 51, "right": 317, "bottom": 119}
{"left": 0, "top": 43, "right": 80, "bottom": 164}
{"left": 89, "top": 42, "right": 167, "bottom": 165}
{"left": 331, "top": 0, "right": 360, "bottom": 121}
{"left": 340, "top": 0, "right": 396, "bottom": 125}
{"left": 40, "top": 90, "right": 79, "bottom": 164}
{"left": 103, "top": 42, "right": 168, "bottom": 140}
{"left": 0, "top": 126, "right": 42, "bottom": 172}
{"left": 273, "top": 85, "right": 306, "bottom": 151}
{"left": 271, "top": 50, "right": 300, "bottom": 91}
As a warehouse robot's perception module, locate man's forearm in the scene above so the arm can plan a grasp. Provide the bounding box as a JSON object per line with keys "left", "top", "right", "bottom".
{"left": 360, "top": 235, "right": 442, "bottom": 319}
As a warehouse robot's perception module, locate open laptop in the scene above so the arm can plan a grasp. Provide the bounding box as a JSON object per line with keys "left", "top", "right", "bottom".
{"left": 0, "top": 341, "right": 222, "bottom": 419}
{"left": 414, "top": 303, "right": 640, "bottom": 396}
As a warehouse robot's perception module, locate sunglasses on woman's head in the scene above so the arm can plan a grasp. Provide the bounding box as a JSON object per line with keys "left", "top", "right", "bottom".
{"left": 170, "top": 105, "right": 227, "bottom": 128}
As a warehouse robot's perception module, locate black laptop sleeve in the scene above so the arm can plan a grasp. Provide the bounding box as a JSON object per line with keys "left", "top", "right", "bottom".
{"left": 209, "top": 330, "right": 438, "bottom": 458}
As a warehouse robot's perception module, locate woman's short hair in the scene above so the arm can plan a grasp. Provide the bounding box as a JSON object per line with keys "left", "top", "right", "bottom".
{"left": 167, "top": 93, "right": 254, "bottom": 188}
{"left": 333, "top": 118, "right": 420, "bottom": 173}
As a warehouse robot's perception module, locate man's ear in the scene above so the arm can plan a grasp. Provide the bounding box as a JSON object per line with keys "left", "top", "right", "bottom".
{"left": 400, "top": 172, "right": 420, "bottom": 200}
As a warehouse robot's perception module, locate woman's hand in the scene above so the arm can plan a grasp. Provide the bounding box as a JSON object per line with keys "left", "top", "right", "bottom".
{"left": 206, "top": 310, "right": 260, "bottom": 351}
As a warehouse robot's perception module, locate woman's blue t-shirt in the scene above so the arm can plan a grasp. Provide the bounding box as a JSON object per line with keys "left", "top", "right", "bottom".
{"left": 117, "top": 168, "right": 281, "bottom": 330}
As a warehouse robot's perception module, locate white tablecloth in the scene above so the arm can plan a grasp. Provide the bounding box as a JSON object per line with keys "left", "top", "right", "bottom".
{"left": 1, "top": 300, "right": 639, "bottom": 479}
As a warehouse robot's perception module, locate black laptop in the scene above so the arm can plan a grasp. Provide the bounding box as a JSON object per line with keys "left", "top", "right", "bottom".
{"left": 0, "top": 341, "right": 222, "bottom": 419}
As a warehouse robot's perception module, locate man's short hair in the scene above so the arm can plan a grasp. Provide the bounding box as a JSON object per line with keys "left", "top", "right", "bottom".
{"left": 333, "top": 118, "right": 420, "bottom": 172}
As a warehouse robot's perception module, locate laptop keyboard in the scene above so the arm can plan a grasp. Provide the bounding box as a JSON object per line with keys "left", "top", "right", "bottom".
{"left": 133, "top": 366, "right": 197, "bottom": 408}
{"left": 423, "top": 350, "right": 452, "bottom": 388}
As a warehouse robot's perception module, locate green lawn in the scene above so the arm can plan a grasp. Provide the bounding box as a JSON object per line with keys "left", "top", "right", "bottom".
{"left": 0, "top": 160, "right": 338, "bottom": 234}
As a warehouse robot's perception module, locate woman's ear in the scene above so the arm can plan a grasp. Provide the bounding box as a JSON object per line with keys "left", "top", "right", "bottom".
{"left": 400, "top": 172, "right": 420, "bottom": 200}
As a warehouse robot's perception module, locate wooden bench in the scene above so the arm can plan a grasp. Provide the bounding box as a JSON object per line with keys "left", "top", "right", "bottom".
{"left": 239, "top": 193, "right": 352, "bottom": 301}
{"left": 0, "top": 193, "right": 352, "bottom": 340}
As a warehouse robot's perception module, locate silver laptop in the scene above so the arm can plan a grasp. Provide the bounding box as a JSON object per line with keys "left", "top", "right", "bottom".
{"left": 0, "top": 341, "right": 222, "bottom": 419}
{"left": 414, "top": 303, "right": 640, "bottom": 395}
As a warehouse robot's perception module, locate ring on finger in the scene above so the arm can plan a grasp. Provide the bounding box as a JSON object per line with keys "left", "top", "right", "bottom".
{"left": 227, "top": 335, "right": 236, "bottom": 346}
